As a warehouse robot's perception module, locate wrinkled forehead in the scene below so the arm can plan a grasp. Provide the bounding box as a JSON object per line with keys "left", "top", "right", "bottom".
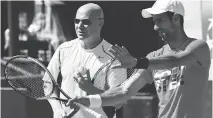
{"left": 75, "top": 5, "right": 103, "bottom": 20}
{"left": 76, "top": 9, "right": 92, "bottom": 19}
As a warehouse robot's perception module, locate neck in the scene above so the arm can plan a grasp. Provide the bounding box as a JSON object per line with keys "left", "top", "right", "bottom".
{"left": 80, "top": 36, "right": 102, "bottom": 49}
{"left": 166, "top": 29, "right": 189, "bottom": 50}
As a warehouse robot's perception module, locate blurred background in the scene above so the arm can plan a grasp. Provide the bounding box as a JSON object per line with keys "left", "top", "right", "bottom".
{"left": 1, "top": 0, "right": 212, "bottom": 118}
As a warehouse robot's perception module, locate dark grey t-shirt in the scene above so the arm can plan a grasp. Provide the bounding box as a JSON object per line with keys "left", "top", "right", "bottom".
{"left": 145, "top": 39, "right": 211, "bottom": 118}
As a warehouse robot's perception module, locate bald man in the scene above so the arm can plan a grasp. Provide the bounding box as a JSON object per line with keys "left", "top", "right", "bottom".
{"left": 47, "top": 3, "right": 127, "bottom": 118}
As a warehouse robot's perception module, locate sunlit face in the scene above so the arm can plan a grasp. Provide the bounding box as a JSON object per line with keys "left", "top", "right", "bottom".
{"left": 74, "top": 10, "right": 102, "bottom": 40}
{"left": 152, "top": 13, "right": 176, "bottom": 41}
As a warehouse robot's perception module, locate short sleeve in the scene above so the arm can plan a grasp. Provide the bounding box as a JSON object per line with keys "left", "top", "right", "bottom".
{"left": 47, "top": 47, "right": 61, "bottom": 82}
{"left": 186, "top": 40, "right": 211, "bottom": 67}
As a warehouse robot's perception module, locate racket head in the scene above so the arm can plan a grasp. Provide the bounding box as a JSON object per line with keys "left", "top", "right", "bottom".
{"left": 92, "top": 58, "right": 137, "bottom": 90}
{"left": 92, "top": 58, "right": 115, "bottom": 90}
{"left": 4, "top": 56, "right": 102, "bottom": 118}
{"left": 4, "top": 55, "right": 56, "bottom": 100}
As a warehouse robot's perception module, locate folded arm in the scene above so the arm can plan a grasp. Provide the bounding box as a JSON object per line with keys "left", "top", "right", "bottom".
{"left": 147, "top": 39, "right": 210, "bottom": 70}
{"left": 109, "top": 40, "right": 210, "bottom": 70}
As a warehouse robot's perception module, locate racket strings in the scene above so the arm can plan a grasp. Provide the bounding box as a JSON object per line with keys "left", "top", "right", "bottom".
{"left": 92, "top": 59, "right": 115, "bottom": 90}
{"left": 8, "top": 76, "right": 45, "bottom": 97}
{"left": 92, "top": 59, "right": 137, "bottom": 90}
{"left": 5, "top": 57, "right": 53, "bottom": 99}
{"left": 93, "top": 68, "right": 137, "bottom": 90}
{"left": 4, "top": 56, "right": 103, "bottom": 118}
{"left": 127, "top": 68, "right": 138, "bottom": 78}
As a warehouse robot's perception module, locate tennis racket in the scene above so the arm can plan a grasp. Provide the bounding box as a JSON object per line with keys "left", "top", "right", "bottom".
{"left": 90, "top": 55, "right": 137, "bottom": 118}
{"left": 4, "top": 55, "right": 102, "bottom": 118}
{"left": 92, "top": 57, "right": 137, "bottom": 91}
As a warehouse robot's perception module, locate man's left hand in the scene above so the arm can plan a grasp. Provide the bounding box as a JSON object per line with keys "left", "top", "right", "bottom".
{"left": 108, "top": 44, "right": 137, "bottom": 69}
{"left": 73, "top": 69, "right": 93, "bottom": 91}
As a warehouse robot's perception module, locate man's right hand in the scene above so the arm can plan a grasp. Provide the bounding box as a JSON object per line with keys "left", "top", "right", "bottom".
{"left": 66, "top": 96, "right": 90, "bottom": 108}
{"left": 49, "top": 98, "right": 80, "bottom": 118}
{"left": 53, "top": 105, "right": 80, "bottom": 118}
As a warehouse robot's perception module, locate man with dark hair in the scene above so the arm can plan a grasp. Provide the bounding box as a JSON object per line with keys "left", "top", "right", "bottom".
{"left": 66, "top": 0, "right": 211, "bottom": 118}
{"left": 165, "top": 11, "right": 184, "bottom": 27}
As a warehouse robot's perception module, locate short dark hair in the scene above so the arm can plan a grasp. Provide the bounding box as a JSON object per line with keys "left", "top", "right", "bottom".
{"left": 165, "top": 11, "right": 184, "bottom": 27}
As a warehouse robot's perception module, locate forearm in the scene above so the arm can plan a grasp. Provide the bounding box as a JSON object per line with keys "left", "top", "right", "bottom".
{"left": 67, "top": 70, "right": 149, "bottom": 108}
{"left": 100, "top": 86, "right": 129, "bottom": 106}
{"left": 135, "top": 49, "right": 198, "bottom": 70}
{"left": 148, "top": 55, "right": 180, "bottom": 70}
{"left": 136, "top": 54, "right": 182, "bottom": 70}
{"left": 99, "top": 71, "right": 147, "bottom": 106}
{"left": 84, "top": 85, "right": 104, "bottom": 94}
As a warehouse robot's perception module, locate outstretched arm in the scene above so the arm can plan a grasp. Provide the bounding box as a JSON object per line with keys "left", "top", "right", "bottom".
{"left": 66, "top": 69, "right": 152, "bottom": 107}
{"left": 109, "top": 40, "right": 210, "bottom": 70}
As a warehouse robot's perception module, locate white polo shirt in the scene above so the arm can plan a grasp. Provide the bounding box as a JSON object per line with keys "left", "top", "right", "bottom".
{"left": 47, "top": 38, "right": 127, "bottom": 118}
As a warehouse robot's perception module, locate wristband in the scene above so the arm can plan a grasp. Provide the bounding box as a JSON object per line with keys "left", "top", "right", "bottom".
{"left": 88, "top": 94, "right": 102, "bottom": 107}
{"left": 134, "top": 57, "right": 149, "bottom": 69}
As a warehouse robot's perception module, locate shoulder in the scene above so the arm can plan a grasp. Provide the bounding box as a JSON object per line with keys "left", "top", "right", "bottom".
{"left": 57, "top": 38, "right": 79, "bottom": 50}
{"left": 186, "top": 38, "right": 211, "bottom": 66}
{"left": 53, "top": 39, "right": 80, "bottom": 63}
{"left": 186, "top": 38, "right": 210, "bottom": 59}
{"left": 186, "top": 38, "right": 209, "bottom": 51}
{"left": 101, "top": 39, "right": 113, "bottom": 49}
{"left": 98, "top": 39, "right": 114, "bottom": 57}
{"left": 146, "top": 44, "right": 168, "bottom": 58}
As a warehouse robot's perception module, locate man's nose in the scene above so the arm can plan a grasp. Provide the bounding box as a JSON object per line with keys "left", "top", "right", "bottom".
{"left": 76, "top": 21, "right": 84, "bottom": 28}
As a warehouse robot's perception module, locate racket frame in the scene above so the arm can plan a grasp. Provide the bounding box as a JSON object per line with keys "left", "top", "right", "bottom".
{"left": 4, "top": 55, "right": 102, "bottom": 118}
{"left": 4, "top": 55, "right": 70, "bottom": 101}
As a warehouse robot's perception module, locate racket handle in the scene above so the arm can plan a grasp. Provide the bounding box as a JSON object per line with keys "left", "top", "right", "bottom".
{"left": 53, "top": 98, "right": 101, "bottom": 118}
{"left": 74, "top": 102, "right": 102, "bottom": 118}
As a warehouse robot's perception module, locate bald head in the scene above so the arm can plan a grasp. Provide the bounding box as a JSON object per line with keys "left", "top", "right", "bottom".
{"left": 76, "top": 3, "right": 104, "bottom": 19}
{"left": 75, "top": 3, "right": 104, "bottom": 41}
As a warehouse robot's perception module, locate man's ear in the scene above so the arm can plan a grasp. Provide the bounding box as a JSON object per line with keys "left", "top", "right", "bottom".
{"left": 172, "top": 13, "right": 181, "bottom": 26}
{"left": 99, "top": 19, "right": 104, "bottom": 27}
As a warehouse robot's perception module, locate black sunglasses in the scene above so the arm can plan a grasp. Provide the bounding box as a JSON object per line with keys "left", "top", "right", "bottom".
{"left": 74, "top": 18, "right": 91, "bottom": 25}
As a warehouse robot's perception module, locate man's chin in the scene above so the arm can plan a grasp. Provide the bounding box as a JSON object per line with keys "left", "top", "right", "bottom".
{"left": 158, "top": 33, "right": 170, "bottom": 41}
{"left": 78, "top": 36, "right": 86, "bottom": 40}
